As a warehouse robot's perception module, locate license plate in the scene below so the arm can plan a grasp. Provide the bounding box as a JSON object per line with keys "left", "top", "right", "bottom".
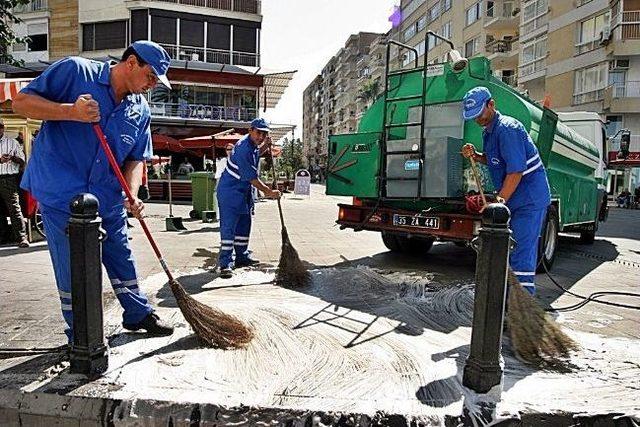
{"left": 392, "top": 214, "right": 440, "bottom": 229}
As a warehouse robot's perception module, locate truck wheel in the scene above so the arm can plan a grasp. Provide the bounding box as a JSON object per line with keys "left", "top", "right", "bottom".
{"left": 537, "top": 205, "right": 559, "bottom": 273}
{"left": 381, "top": 232, "right": 402, "bottom": 252}
{"left": 580, "top": 224, "right": 597, "bottom": 245}
{"left": 396, "top": 235, "right": 435, "bottom": 255}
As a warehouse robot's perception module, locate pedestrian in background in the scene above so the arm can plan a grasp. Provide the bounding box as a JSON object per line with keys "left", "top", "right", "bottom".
{"left": 0, "top": 118, "right": 29, "bottom": 248}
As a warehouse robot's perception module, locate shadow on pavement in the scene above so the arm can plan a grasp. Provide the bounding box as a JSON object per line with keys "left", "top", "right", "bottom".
{"left": 0, "top": 243, "right": 49, "bottom": 257}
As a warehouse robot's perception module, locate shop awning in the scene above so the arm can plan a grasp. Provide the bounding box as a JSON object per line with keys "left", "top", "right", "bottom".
{"left": 258, "top": 71, "right": 297, "bottom": 110}
{"left": 152, "top": 133, "right": 282, "bottom": 157}
{"left": 0, "top": 78, "right": 32, "bottom": 103}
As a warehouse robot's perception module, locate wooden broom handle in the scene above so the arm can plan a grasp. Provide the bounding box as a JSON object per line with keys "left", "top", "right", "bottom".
{"left": 469, "top": 155, "right": 488, "bottom": 207}
{"left": 92, "top": 124, "right": 174, "bottom": 281}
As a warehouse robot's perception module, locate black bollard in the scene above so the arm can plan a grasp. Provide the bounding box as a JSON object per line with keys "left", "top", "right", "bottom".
{"left": 463, "top": 203, "right": 511, "bottom": 393}
{"left": 68, "top": 193, "right": 108, "bottom": 377}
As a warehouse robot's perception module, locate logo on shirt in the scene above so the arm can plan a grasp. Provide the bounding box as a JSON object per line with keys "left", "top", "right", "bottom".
{"left": 126, "top": 106, "right": 142, "bottom": 122}
{"left": 121, "top": 134, "right": 135, "bottom": 146}
{"left": 491, "top": 157, "right": 501, "bottom": 165}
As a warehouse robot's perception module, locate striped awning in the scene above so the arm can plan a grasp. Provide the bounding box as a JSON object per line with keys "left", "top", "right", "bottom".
{"left": 0, "top": 79, "right": 32, "bottom": 103}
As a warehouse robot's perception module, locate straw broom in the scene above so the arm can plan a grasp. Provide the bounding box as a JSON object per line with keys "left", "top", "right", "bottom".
{"left": 94, "top": 125, "right": 254, "bottom": 349}
{"left": 469, "top": 156, "right": 578, "bottom": 365}
{"left": 268, "top": 151, "right": 310, "bottom": 288}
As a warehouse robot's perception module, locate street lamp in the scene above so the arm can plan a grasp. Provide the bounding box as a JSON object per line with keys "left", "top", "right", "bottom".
{"left": 425, "top": 30, "right": 468, "bottom": 73}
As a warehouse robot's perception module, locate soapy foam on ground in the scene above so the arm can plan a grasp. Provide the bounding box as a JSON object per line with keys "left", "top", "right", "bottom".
{"left": 20, "top": 266, "right": 640, "bottom": 422}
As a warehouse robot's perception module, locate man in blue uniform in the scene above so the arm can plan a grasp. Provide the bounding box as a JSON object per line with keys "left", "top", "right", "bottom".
{"left": 461, "top": 87, "right": 551, "bottom": 295}
{"left": 216, "top": 118, "right": 281, "bottom": 279}
{"left": 13, "top": 41, "right": 174, "bottom": 341}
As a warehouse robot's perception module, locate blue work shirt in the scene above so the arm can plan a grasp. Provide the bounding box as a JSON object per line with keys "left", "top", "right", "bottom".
{"left": 20, "top": 57, "right": 153, "bottom": 216}
{"left": 217, "top": 134, "right": 259, "bottom": 214}
{"left": 482, "top": 111, "right": 551, "bottom": 211}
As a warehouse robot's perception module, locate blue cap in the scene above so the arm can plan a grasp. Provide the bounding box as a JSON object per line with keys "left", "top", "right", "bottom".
{"left": 130, "top": 40, "right": 172, "bottom": 89}
{"left": 250, "top": 118, "right": 270, "bottom": 132}
{"left": 462, "top": 86, "right": 492, "bottom": 120}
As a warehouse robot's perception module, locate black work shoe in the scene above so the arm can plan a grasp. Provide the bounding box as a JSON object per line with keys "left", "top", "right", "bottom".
{"left": 123, "top": 313, "right": 174, "bottom": 336}
{"left": 219, "top": 266, "right": 233, "bottom": 279}
{"left": 234, "top": 257, "right": 260, "bottom": 268}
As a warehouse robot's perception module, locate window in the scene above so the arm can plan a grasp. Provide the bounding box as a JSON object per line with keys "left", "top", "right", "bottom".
{"left": 151, "top": 16, "right": 177, "bottom": 45}
{"left": 208, "top": 23, "right": 230, "bottom": 50}
{"left": 428, "top": 2, "right": 441, "bottom": 22}
{"left": 417, "top": 15, "right": 427, "bottom": 31}
{"left": 131, "top": 9, "right": 148, "bottom": 42}
{"left": 441, "top": 21, "right": 452, "bottom": 40}
{"left": 522, "top": 0, "right": 548, "bottom": 33}
{"left": 441, "top": 0, "right": 451, "bottom": 12}
{"left": 402, "top": 0, "right": 426, "bottom": 19}
{"left": 573, "top": 62, "right": 608, "bottom": 104}
{"left": 403, "top": 23, "right": 417, "bottom": 41}
{"left": 180, "top": 19, "right": 204, "bottom": 47}
{"left": 466, "top": 2, "right": 482, "bottom": 26}
{"left": 83, "top": 21, "right": 128, "bottom": 51}
{"left": 520, "top": 34, "right": 547, "bottom": 76}
{"left": 464, "top": 37, "right": 480, "bottom": 57}
{"left": 427, "top": 32, "right": 437, "bottom": 50}
{"left": 577, "top": 11, "right": 610, "bottom": 53}
{"left": 28, "top": 34, "right": 48, "bottom": 51}
{"left": 233, "top": 26, "right": 257, "bottom": 53}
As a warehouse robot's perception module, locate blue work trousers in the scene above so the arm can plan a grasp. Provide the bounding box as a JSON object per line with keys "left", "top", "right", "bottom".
{"left": 217, "top": 191, "right": 252, "bottom": 269}
{"left": 41, "top": 204, "right": 152, "bottom": 342}
{"left": 509, "top": 206, "right": 547, "bottom": 295}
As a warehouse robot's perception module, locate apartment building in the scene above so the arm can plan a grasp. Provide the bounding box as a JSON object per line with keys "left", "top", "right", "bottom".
{"left": 518, "top": 0, "right": 640, "bottom": 189}
{"left": 1, "top": 0, "right": 292, "bottom": 141}
{"left": 397, "top": 0, "right": 521, "bottom": 86}
{"left": 302, "top": 32, "right": 382, "bottom": 169}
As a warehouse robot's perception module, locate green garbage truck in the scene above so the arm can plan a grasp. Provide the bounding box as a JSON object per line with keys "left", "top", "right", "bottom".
{"left": 326, "top": 38, "right": 610, "bottom": 270}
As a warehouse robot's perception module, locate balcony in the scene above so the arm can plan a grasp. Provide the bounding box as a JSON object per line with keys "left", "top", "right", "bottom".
{"left": 132, "top": 0, "right": 260, "bottom": 14}
{"left": 148, "top": 102, "right": 257, "bottom": 123}
{"left": 486, "top": 38, "right": 519, "bottom": 68}
{"left": 160, "top": 44, "right": 259, "bottom": 67}
{"left": 500, "top": 74, "right": 518, "bottom": 87}
{"left": 604, "top": 81, "right": 640, "bottom": 113}
{"left": 610, "top": 10, "right": 640, "bottom": 56}
{"left": 13, "top": 0, "right": 48, "bottom": 13}
{"left": 574, "top": 39, "right": 601, "bottom": 56}
{"left": 484, "top": 2, "right": 520, "bottom": 31}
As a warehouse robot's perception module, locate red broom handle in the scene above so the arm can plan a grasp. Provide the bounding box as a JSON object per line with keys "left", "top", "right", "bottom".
{"left": 92, "top": 124, "right": 174, "bottom": 282}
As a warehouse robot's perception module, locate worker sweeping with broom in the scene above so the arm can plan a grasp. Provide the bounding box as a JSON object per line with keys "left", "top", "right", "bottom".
{"left": 461, "top": 86, "right": 578, "bottom": 365}
{"left": 14, "top": 41, "right": 254, "bottom": 350}
{"left": 216, "top": 118, "right": 281, "bottom": 279}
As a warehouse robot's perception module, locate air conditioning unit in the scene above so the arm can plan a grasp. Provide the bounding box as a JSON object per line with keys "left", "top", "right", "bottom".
{"left": 599, "top": 25, "right": 611, "bottom": 45}
{"left": 609, "top": 59, "right": 630, "bottom": 70}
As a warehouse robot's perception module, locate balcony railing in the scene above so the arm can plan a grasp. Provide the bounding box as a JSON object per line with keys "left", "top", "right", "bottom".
{"left": 573, "top": 88, "right": 605, "bottom": 105}
{"left": 486, "top": 38, "right": 518, "bottom": 54}
{"left": 159, "top": 44, "right": 259, "bottom": 67}
{"left": 501, "top": 74, "right": 518, "bottom": 87}
{"left": 574, "top": 38, "right": 601, "bottom": 55}
{"left": 148, "top": 102, "right": 257, "bottom": 122}
{"left": 13, "top": 0, "right": 48, "bottom": 13}
{"left": 612, "top": 10, "right": 640, "bottom": 40}
{"left": 143, "top": 0, "right": 260, "bottom": 14}
{"left": 519, "top": 56, "right": 546, "bottom": 77}
{"left": 611, "top": 81, "right": 640, "bottom": 98}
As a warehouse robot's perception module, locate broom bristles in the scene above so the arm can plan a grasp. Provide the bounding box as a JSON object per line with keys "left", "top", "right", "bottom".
{"left": 275, "top": 227, "right": 311, "bottom": 288}
{"left": 506, "top": 269, "right": 579, "bottom": 366}
{"left": 169, "top": 280, "right": 254, "bottom": 349}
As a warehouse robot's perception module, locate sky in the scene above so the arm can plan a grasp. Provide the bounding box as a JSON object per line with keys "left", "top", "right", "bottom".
{"left": 259, "top": 0, "right": 396, "bottom": 142}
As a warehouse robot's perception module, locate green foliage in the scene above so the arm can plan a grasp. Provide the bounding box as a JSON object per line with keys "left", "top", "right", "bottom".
{"left": 277, "top": 137, "right": 305, "bottom": 178}
{"left": 357, "top": 78, "right": 381, "bottom": 108}
{"left": 1, "top": 0, "right": 32, "bottom": 66}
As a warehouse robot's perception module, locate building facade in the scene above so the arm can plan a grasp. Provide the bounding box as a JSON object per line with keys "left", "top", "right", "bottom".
{"left": 397, "top": 0, "right": 520, "bottom": 86}
{"left": 518, "top": 0, "right": 640, "bottom": 190}
{"left": 302, "top": 32, "right": 383, "bottom": 170}
{"left": 4, "top": 0, "right": 269, "bottom": 139}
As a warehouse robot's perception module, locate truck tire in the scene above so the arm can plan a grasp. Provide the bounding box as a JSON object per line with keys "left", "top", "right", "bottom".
{"left": 537, "top": 204, "right": 559, "bottom": 273}
{"left": 397, "top": 235, "right": 435, "bottom": 255}
{"left": 381, "top": 232, "right": 402, "bottom": 252}
{"left": 580, "top": 223, "right": 597, "bottom": 245}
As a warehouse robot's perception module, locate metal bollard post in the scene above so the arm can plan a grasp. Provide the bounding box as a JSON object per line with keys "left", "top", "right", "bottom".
{"left": 463, "top": 203, "right": 511, "bottom": 393}
{"left": 68, "top": 193, "right": 108, "bottom": 377}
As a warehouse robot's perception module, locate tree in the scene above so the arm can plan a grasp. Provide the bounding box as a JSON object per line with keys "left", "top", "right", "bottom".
{"left": 357, "top": 78, "right": 381, "bottom": 110}
{"left": 1, "top": 0, "right": 32, "bottom": 65}
{"left": 278, "top": 137, "right": 305, "bottom": 179}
